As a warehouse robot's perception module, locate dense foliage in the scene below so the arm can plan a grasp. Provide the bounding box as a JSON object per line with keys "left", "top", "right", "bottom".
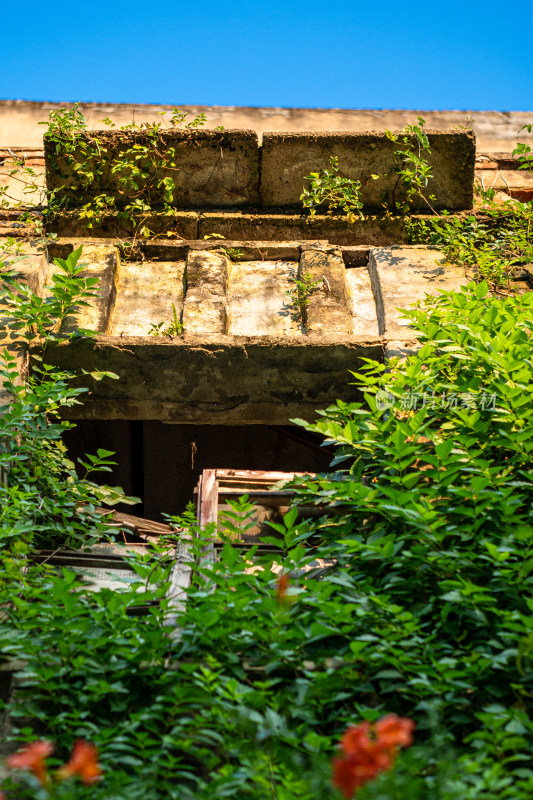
{"left": 0, "top": 241, "right": 137, "bottom": 562}
{"left": 1, "top": 255, "right": 533, "bottom": 797}
{"left": 1, "top": 111, "right": 533, "bottom": 797}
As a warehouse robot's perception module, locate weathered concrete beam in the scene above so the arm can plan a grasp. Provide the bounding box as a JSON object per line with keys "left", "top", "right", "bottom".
{"left": 47, "top": 210, "right": 199, "bottom": 240}
{"left": 299, "top": 248, "right": 353, "bottom": 336}
{"left": 261, "top": 131, "right": 476, "bottom": 211}
{"left": 39, "top": 335, "right": 383, "bottom": 424}
{"left": 367, "top": 247, "right": 466, "bottom": 337}
{"left": 345, "top": 266, "right": 380, "bottom": 338}
{"left": 47, "top": 209, "right": 408, "bottom": 244}
{"left": 182, "top": 249, "right": 229, "bottom": 335}
{"left": 198, "top": 211, "right": 407, "bottom": 245}
{"left": 226, "top": 259, "right": 301, "bottom": 336}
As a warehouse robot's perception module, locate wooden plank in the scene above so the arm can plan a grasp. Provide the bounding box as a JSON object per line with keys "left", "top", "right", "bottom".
{"left": 31, "top": 546, "right": 152, "bottom": 594}
{"left": 198, "top": 468, "right": 219, "bottom": 527}
{"left": 215, "top": 469, "right": 309, "bottom": 482}
{"left": 93, "top": 507, "right": 174, "bottom": 542}
{"left": 31, "top": 548, "right": 141, "bottom": 570}
{"left": 197, "top": 469, "right": 218, "bottom": 568}
{"left": 218, "top": 491, "right": 294, "bottom": 509}
{"left": 164, "top": 537, "right": 193, "bottom": 631}
{"left": 218, "top": 488, "right": 294, "bottom": 496}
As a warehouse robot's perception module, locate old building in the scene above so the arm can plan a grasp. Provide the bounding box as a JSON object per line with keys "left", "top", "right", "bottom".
{"left": 1, "top": 101, "right": 532, "bottom": 520}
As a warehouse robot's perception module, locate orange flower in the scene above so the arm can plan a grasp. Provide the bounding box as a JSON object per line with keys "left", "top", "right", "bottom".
{"left": 6, "top": 740, "right": 54, "bottom": 786}
{"left": 332, "top": 715, "right": 415, "bottom": 798}
{"left": 57, "top": 741, "right": 102, "bottom": 785}
{"left": 276, "top": 573, "right": 290, "bottom": 601}
{"left": 375, "top": 714, "right": 415, "bottom": 750}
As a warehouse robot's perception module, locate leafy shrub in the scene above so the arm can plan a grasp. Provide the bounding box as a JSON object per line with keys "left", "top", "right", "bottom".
{"left": 0, "top": 241, "right": 136, "bottom": 555}
{"left": 2, "top": 116, "right": 533, "bottom": 796}
{"left": 2, "top": 282, "right": 533, "bottom": 798}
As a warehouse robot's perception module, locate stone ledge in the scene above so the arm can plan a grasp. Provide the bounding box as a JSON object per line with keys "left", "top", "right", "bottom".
{"left": 43, "top": 128, "right": 475, "bottom": 213}
{"left": 46, "top": 209, "right": 409, "bottom": 245}
{"left": 38, "top": 336, "right": 384, "bottom": 424}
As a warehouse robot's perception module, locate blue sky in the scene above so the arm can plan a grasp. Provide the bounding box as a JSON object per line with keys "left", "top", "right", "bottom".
{"left": 2, "top": 0, "right": 532, "bottom": 110}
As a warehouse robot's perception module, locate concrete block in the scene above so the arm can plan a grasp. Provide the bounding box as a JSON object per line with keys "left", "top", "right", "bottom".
{"left": 299, "top": 249, "right": 353, "bottom": 336}
{"left": 45, "top": 130, "right": 260, "bottom": 209}
{"left": 108, "top": 261, "right": 185, "bottom": 336}
{"left": 368, "top": 246, "right": 466, "bottom": 336}
{"left": 227, "top": 260, "right": 301, "bottom": 336}
{"left": 261, "top": 131, "right": 476, "bottom": 211}
{"left": 345, "top": 267, "right": 380, "bottom": 338}
{"left": 48, "top": 244, "right": 120, "bottom": 335}
{"left": 182, "top": 249, "right": 229, "bottom": 334}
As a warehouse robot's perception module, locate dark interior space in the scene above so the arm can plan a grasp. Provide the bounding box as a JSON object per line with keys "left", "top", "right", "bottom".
{"left": 63, "top": 421, "right": 334, "bottom": 521}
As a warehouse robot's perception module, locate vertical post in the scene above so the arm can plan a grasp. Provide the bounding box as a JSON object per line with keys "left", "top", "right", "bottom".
{"left": 197, "top": 468, "right": 218, "bottom": 567}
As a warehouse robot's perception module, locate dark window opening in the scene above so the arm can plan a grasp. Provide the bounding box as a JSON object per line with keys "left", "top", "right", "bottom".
{"left": 63, "top": 422, "right": 334, "bottom": 522}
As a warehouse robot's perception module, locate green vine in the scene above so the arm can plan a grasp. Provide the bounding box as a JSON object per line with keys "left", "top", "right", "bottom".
{"left": 0, "top": 238, "right": 138, "bottom": 553}
{"left": 385, "top": 115, "right": 437, "bottom": 214}
{"left": 41, "top": 103, "right": 210, "bottom": 241}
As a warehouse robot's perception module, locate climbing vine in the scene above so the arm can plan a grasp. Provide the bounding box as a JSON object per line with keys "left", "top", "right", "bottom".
{"left": 2, "top": 103, "right": 214, "bottom": 242}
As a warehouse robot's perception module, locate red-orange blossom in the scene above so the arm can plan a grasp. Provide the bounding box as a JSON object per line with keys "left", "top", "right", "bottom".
{"left": 332, "top": 714, "right": 415, "bottom": 798}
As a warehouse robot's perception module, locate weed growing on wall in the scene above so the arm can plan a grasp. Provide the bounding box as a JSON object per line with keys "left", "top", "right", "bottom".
{"left": 148, "top": 302, "right": 184, "bottom": 336}
{"left": 286, "top": 271, "right": 325, "bottom": 323}
{"left": 1, "top": 103, "right": 210, "bottom": 242}
{"left": 299, "top": 118, "right": 436, "bottom": 222}
{"left": 218, "top": 246, "right": 244, "bottom": 262}
{"left": 513, "top": 124, "right": 533, "bottom": 171}
{"left": 300, "top": 156, "right": 365, "bottom": 222}
{"left": 46, "top": 104, "right": 209, "bottom": 240}
{"left": 407, "top": 195, "right": 533, "bottom": 290}
{"left": 385, "top": 116, "right": 437, "bottom": 214}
